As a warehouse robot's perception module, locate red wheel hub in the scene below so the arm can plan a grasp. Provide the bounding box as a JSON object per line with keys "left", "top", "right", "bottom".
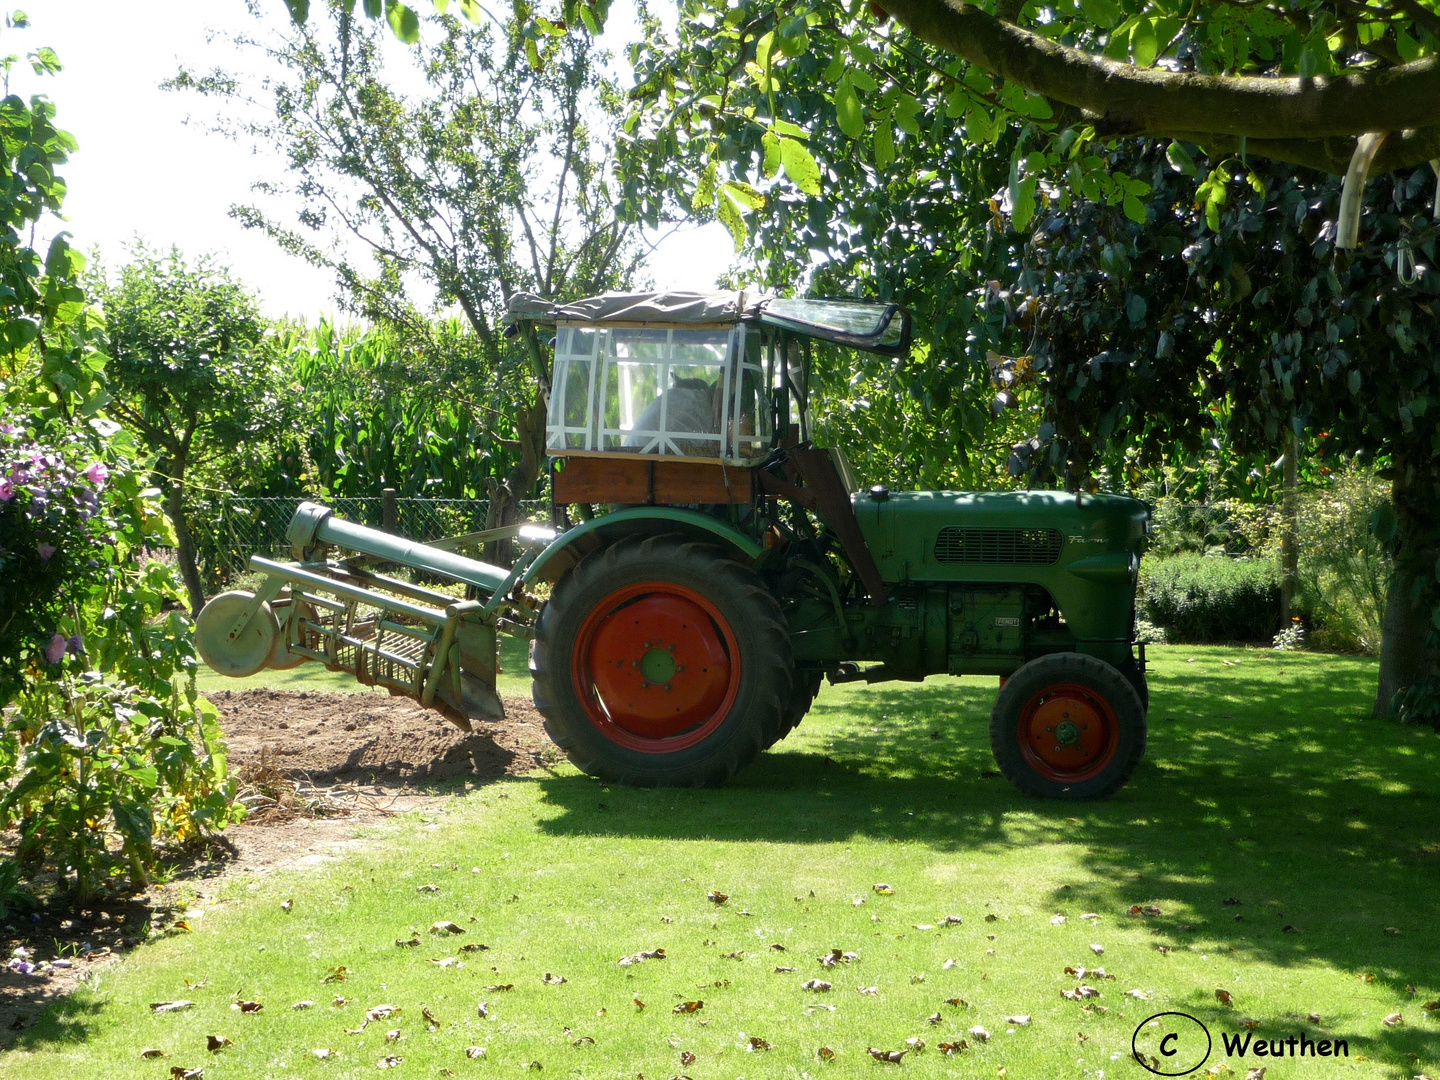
{"left": 1017, "top": 682, "right": 1119, "bottom": 782}
{"left": 572, "top": 581, "right": 741, "bottom": 752}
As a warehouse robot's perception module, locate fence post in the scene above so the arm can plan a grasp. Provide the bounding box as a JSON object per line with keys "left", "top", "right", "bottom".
{"left": 382, "top": 488, "right": 398, "bottom": 533}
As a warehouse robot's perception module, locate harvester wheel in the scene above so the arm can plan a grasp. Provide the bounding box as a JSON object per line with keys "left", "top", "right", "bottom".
{"left": 531, "top": 535, "right": 793, "bottom": 787}
{"left": 990, "top": 652, "right": 1145, "bottom": 800}
{"left": 195, "top": 591, "right": 280, "bottom": 678}
{"left": 764, "top": 669, "right": 823, "bottom": 749}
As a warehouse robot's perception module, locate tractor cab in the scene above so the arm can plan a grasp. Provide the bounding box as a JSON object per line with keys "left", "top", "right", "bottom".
{"left": 507, "top": 290, "right": 909, "bottom": 489}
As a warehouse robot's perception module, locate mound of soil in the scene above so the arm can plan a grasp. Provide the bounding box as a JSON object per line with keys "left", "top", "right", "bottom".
{"left": 210, "top": 689, "right": 558, "bottom": 786}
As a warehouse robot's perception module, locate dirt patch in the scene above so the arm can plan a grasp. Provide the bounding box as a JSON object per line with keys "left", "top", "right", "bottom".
{"left": 213, "top": 688, "right": 557, "bottom": 787}
{"left": 0, "top": 691, "right": 559, "bottom": 1042}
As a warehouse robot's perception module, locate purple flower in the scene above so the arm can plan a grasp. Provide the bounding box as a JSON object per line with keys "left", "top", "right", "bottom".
{"left": 0, "top": 479, "right": 11, "bottom": 502}
{"left": 83, "top": 462, "right": 108, "bottom": 488}
{"left": 0, "top": 422, "right": 16, "bottom": 435}
{"left": 37, "top": 542, "right": 56, "bottom": 562}
{"left": 45, "top": 633, "right": 66, "bottom": 664}
{"left": 66, "top": 634, "right": 84, "bottom": 656}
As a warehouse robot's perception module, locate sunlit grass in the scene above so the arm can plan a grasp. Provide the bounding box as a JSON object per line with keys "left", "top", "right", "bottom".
{"left": 7, "top": 645, "right": 1438, "bottom": 1078}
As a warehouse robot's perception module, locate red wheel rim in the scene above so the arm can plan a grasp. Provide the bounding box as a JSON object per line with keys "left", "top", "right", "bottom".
{"left": 1016, "top": 682, "right": 1119, "bottom": 782}
{"left": 571, "top": 580, "right": 741, "bottom": 753}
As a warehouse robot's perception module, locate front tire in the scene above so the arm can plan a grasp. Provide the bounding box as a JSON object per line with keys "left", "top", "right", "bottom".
{"left": 990, "top": 652, "right": 1146, "bottom": 799}
{"left": 531, "top": 535, "right": 793, "bottom": 787}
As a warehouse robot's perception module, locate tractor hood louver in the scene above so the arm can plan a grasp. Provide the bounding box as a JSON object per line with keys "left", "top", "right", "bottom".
{"left": 934, "top": 527, "right": 1063, "bottom": 565}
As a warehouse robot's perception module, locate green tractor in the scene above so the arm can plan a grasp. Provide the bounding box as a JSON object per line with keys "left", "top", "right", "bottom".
{"left": 196, "top": 291, "right": 1151, "bottom": 799}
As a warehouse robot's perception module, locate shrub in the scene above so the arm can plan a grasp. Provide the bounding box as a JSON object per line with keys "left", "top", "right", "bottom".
{"left": 1294, "top": 465, "right": 1391, "bottom": 654}
{"left": 1141, "top": 554, "right": 1281, "bottom": 643}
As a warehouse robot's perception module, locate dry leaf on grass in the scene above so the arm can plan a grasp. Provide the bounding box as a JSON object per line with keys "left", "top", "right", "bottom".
{"left": 466, "top": 1047, "right": 486, "bottom": 1059}
{"left": 206, "top": 1035, "right": 232, "bottom": 1052}
{"left": 484, "top": 984, "right": 514, "bottom": 992}
{"left": 873, "top": 883, "right": 895, "bottom": 895}
{"left": 707, "top": 891, "right": 728, "bottom": 905}
{"left": 151, "top": 1001, "right": 196, "bottom": 1014}
{"left": 1006, "top": 1015, "right": 1031, "bottom": 1026}
{"left": 1089, "top": 943, "right": 1105, "bottom": 955}
{"left": 430, "top": 921, "right": 465, "bottom": 935}
{"left": 1051, "top": 915, "right": 1068, "bottom": 925}
{"left": 367, "top": 1005, "right": 401, "bottom": 1022}
{"left": 431, "top": 957, "right": 458, "bottom": 968}
{"left": 1216, "top": 989, "right": 1234, "bottom": 1006}
{"left": 232, "top": 1001, "right": 264, "bottom": 1013}
{"left": 169, "top": 1069, "right": 204, "bottom": 1080}
{"left": 385, "top": 1029, "right": 403, "bottom": 1043}
{"left": 868, "top": 1047, "right": 907, "bottom": 1063}
{"left": 543, "top": 973, "right": 568, "bottom": 984}
{"left": 377, "top": 1055, "right": 402, "bottom": 1069}
{"left": 969, "top": 1025, "right": 990, "bottom": 1041}
{"left": 818, "top": 1045, "right": 836, "bottom": 1061}
{"left": 680, "top": 1050, "right": 696, "bottom": 1066}
{"left": 618, "top": 948, "right": 666, "bottom": 965}
{"left": 775, "top": 965, "right": 796, "bottom": 973}
{"left": 417, "top": 884, "right": 438, "bottom": 893}
{"left": 572, "top": 1036, "right": 594, "bottom": 1047}
{"left": 292, "top": 1000, "right": 315, "bottom": 1010}
{"left": 1383, "top": 1013, "right": 1404, "bottom": 1027}
{"left": 945, "top": 997, "right": 968, "bottom": 1007}
{"left": 140, "top": 1048, "right": 167, "bottom": 1059}
{"left": 858, "top": 985, "right": 879, "bottom": 995}
{"left": 477, "top": 1002, "right": 490, "bottom": 1019}
{"left": 802, "top": 979, "right": 833, "bottom": 992}
{"left": 673, "top": 1001, "right": 704, "bottom": 1014}
{"left": 332, "top": 996, "right": 350, "bottom": 1007}
{"left": 939, "top": 1040, "right": 969, "bottom": 1055}
{"left": 748, "top": 1036, "right": 772, "bottom": 1051}
{"left": 312, "top": 1048, "right": 334, "bottom": 1059}
{"left": 927, "top": 1012, "right": 942, "bottom": 1024}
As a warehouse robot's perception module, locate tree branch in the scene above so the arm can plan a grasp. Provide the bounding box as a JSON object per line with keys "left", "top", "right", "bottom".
{"left": 879, "top": 0, "right": 1440, "bottom": 153}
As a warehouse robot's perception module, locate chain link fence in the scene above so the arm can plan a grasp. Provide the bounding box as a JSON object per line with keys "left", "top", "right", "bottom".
{"left": 201, "top": 495, "right": 550, "bottom": 580}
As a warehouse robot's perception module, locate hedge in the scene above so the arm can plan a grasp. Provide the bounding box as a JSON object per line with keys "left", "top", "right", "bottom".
{"left": 1140, "top": 554, "right": 1281, "bottom": 643}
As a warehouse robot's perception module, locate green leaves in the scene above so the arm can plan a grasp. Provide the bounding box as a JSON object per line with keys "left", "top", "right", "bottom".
{"left": 834, "top": 74, "right": 863, "bottom": 139}
{"left": 1196, "top": 164, "right": 1231, "bottom": 232}
{"left": 284, "top": 0, "right": 311, "bottom": 23}
{"left": 385, "top": 0, "right": 420, "bottom": 43}
{"left": 779, "top": 136, "right": 822, "bottom": 195}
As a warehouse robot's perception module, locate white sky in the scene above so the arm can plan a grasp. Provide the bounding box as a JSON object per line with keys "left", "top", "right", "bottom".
{"left": 18, "top": 0, "right": 734, "bottom": 321}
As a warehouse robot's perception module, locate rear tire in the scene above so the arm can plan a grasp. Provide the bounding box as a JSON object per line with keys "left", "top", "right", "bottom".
{"left": 764, "top": 669, "right": 823, "bottom": 749}
{"left": 990, "top": 652, "right": 1146, "bottom": 799}
{"left": 531, "top": 535, "right": 792, "bottom": 787}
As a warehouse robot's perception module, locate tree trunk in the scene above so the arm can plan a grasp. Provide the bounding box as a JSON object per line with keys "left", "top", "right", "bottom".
{"left": 1374, "top": 464, "right": 1440, "bottom": 716}
{"left": 165, "top": 478, "right": 208, "bottom": 617}
{"left": 1278, "top": 429, "right": 1298, "bottom": 628}
{"left": 483, "top": 399, "right": 548, "bottom": 568}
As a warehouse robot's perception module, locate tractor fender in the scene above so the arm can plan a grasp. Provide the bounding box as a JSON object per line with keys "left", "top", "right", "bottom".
{"left": 522, "top": 507, "right": 764, "bottom": 586}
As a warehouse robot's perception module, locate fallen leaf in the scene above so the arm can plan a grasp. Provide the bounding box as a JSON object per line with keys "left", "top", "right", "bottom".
{"left": 723, "top": 951, "right": 745, "bottom": 960}
{"left": 1081, "top": 912, "right": 1100, "bottom": 920}
{"left": 1051, "top": 915, "right": 1068, "bottom": 925}
{"left": 1383, "top": 1012, "right": 1404, "bottom": 1027}
{"left": 281, "top": 899, "right": 293, "bottom": 913}
{"left": 377, "top": 1055, "right": 402, "bottom": 1069}
{"left": 572, "top": 1036, "right": 594, "bottom": 1047}
{"left": 169, "top": 1069, "right": 204, "bottom": 1080}
{"left": 619, "top": 948, "right": 667, "bottom": 965}
{"left": 1126, "top": 989, "right": 1152, "bottom": 1000}
{"left": 477, "top": 1002, "right": 490, "bottom": 1019}
{"left": 748, "top": 1036, "right": 772, "bottom": 1050}
{"left": 632, "top": 996, "right": 644, "bottom": 1011}
{"left": 1216, "top": 989, "right": 1234, "bottom": 1006}
{"left": 1281, "top": 925, "right": 1303, "bottom": 934}
{"left": 417, "top": 884, "right": 438, "bottom": 893}
{"left": 680, "top": 1051, "right": 696, "bottom": 1066}
{"left": 873, "top": 884, "right": 895, "bottom": 895}
{"left": 1244, "top": 1070, "right": 1266, "bottom": 1080}
{"left": 233, "top": 1001, "right": 264, "bottom": 1013}
{"left": 367, "top": 1005, "right": 401, "bottom": 1022}
{"left": 673, "top": 1001, "right": 703, "bottom": 1014}
{"left": 543, "top": 973, "right": 568, "bottom": 984}
{"left": 867, "top": 1047, "right": 907, "bottom": 1063}
{"left": 344, "top": 1022, "right": 369, "bottom": 1035}
{"left": 466, "top": 1047, "right": 486, "bottom": 1059}
{"left": 1358, "top": 972, "right": 1376, "bottom": 983}
{"left": 1385, "top": 927, "right": 1403, "bottom": 935}
{"left": 939, "top": 1040, "right": 969, "bottom": 1055}
{"left": 984, "top": 914, "right": 998, "bottom": 922}
{"left": 171, "top": 921, "right": 192, "bottom": 933}
{"left": 945, "top": 997, "right": 968, "bottom": 1007}
{"left": 292, "top": 1000, "right": 315, "bottom": 1010}
{"left": 969, "top": 1025, "right": 990, "bottom": 1041}
{"left": 430, "top": 921, "right": 465, "bottom": 935}
{"left": 913, "top": 924, "right": 935, "bottom": 931}
{"left": 141, "top": 1049, "right": 167, "bottom": 1059}
{"left": 1223, "top": 898, "right": 1242, "bottom": 906}
{"left": 818, "top": 1045, "right": 837, "bottom": 1061}
{"left": 905, "top": 1036, "right": 926, "bottom": 1051}
{"left": 396, "top": 936, "right": 420, "bottom": 948}
{"left": 858, "top": 985, "right": 879, "bottom": 995}
{"left": 332, "top": 996, "right": 350, "bottom": 1007}
{"left": 431, "top": 957, "right": 458, "bottom": 968}
{"left": 150, "top": 1001, "right": 197, "bottom": 1014}
{"left": 1089, "top": 943, "right": 1105, "bottom": 955}
{"left": 942, "top": 915, "right": 963, "bottom": 925}
{"left": 927, "top": 1011, "right": 942, "bottom": 1024}
{"left": 206, "top": 1035, "right": 232, "bottom": 1052}
{"left": 1155, "top": 944, "right": 1172, "bottom": 954}
{"left": 910, "top": 973, "right": 926, "bottom": 983}
{"left": 802, "top": 979, "right": 833, "bottom": 992}
{"left": 385, "top": 1029, "right": 403, "bottom": 1043}
{"left": 484, "top": 984, "right": 514, "bottom": 992}
{"left": 942, "top": 958, "right": 957, "bottom": 970}
{"left": 1308, "top": 1012, "right": 1322, "bottom": 1022}
{"left": 312, "top": 1048, "right": 334, "bottom": 1059}
{"left": 775, "top": 965, "right": 796, "bottom": 973}
{"left": 707, "top": 891, "right": 728, "bottom": 905}
{"left": 325, "top": 966, "right": 349, "bottom": 983}
{"left": 1006, "top": 1015, "right": 1031, "bottom": 1026}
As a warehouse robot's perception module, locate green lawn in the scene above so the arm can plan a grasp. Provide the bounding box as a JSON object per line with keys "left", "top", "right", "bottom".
{"left": 7, "top": 645, "right": 1438, "bottom": 1078}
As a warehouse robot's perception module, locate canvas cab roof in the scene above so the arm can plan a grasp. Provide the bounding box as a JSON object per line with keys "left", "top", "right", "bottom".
{"left": 505, "top": 290, "right": 910, "bottom": 355}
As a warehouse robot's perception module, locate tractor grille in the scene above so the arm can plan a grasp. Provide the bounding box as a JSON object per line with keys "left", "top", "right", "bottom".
{"left": 933, "top": 527, "right": 1063, "bottom": 565}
